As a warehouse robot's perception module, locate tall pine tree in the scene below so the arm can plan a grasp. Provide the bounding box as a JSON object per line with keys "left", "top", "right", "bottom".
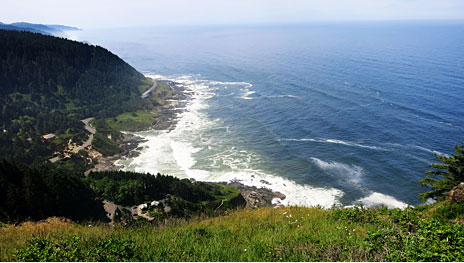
{"left": 419, "top": 142, "right": 464, "bottom": 201}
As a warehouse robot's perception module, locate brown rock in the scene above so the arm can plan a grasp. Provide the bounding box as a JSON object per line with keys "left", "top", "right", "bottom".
{"left": 447, "top": 182, "right": 464, "bottom": 204}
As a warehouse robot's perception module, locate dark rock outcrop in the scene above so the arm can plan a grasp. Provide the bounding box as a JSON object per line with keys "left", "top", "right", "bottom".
{"left": 218, "top": 181, "right": 286, "bottom": 209}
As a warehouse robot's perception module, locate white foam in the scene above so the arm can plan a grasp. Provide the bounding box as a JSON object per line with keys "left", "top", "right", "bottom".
{"left": 175, "top": 168, "right": 344, "bottom": 208}
{"left": 283, "top": 137, "right": 388, "bottom": 151}
{"left": 210, "top": 81, "right": 252, "bottom": 88}
{"left": 439, "top": 121, "right": 453, "bottom": 126}
{"left": 353, "top": 192, "right": 409, "bottom": 209}
{"left": 410, "top": 144, "right": 448, "bottom": 157}
{"left": 240, "top": 89, "right": 256, "bottom": 100}
{"left": 311, "top": 157, "right": 363, "bottom": 184}
{"left": 171, "top": 140, "right": 198, "bottom": 172}
{"left": 268, "top": 94, "right": 299, "bottom": 99}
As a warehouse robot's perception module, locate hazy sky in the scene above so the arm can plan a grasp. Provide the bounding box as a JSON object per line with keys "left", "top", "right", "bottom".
{"left": 2, "top": 0, "right": 464, "bottom": 29}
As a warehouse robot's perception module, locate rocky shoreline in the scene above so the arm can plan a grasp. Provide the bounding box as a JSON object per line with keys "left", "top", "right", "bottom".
{"left": 218, "top": 181, "right": 286, "bottom": 208}
{"left": 86, "top": 80, "right": 189, "bottom": 173}
{"left": 89, "top": 79, "right": 286, "bottom": 208}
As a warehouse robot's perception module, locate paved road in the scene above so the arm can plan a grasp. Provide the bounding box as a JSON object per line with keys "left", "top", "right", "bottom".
{"left": 49, "top": 117, "right": 95, "bottom": 162}
{"left": 82, "top": 117, "right": 96, "bottom": 134}
{"left": 72, "top": 117, "right": 95, "bottom": 153}
{"left": 141, "top": 79, "right": 157, "bottom": 99}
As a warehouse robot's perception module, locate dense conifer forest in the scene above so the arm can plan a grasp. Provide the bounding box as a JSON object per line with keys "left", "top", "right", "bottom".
{"left": 0, "top": 29, "right": 152, "bottom": 163}
{"left": 0, "top": 159, "right": 244, "bottom": 223}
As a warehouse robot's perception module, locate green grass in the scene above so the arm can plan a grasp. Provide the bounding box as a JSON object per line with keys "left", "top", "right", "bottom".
{"left": 148, "top": 81, "right": 175, "bottom": 106}
{"left": 203, "top": 184, "right": 244, "bottom": 210}
{"left": 155, "top": 81, "right": 171, "bottom": 94}
{"left": 213, "top": 184, "right": 241, "bottom": 201}
{"left": 137, "top": 78, "right": 153, "bottom": 94}
{"left": 98, "top": 80, "right": 172, "bottom": 133}
{"left": 59, "top": 130, "right": 87, "bottom": 145}
{"left": 104, "top": 110, "right": 160, "bottom": 131}
{"left": 92, "top": 133, "right": 122, "bottom": 156}
{"left": 3, "top": 204, "right": 464, "bottom": 261}
{"left": 138, "top": 78, "right": 174, "bottom": 106}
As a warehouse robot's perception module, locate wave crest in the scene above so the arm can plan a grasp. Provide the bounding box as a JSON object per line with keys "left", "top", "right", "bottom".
{"left": 283, "top": 137, "right": 388, "bottom": 151}
{"left": 352, "top": 192, "right": 409, "bottom": 209}
{"left": 311, "top": 157, "right": 363, "bottom": 184}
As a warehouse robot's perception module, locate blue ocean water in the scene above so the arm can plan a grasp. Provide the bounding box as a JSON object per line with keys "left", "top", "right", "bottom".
{"left": 75, "top": 22, "right": 464, "bottom": 207}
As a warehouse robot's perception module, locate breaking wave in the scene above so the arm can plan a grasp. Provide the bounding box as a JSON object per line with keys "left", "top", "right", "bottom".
{"left": 352, "top": 192, "right": 409, "bottom": 209}
{"left": 282, "top": 137, "right": 389, "bottom": 151}
{"left": 311, "top": 157, "right": 363, "bottom": 185}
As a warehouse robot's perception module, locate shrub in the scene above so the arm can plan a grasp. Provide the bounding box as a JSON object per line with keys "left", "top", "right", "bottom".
{"left": 365, "top": 218, "right": 464, "bottom": 262}
{"left": 15, "top": 236, "right": 140, "bottom": 261}
{"left": 331, "top": 205, "right": 380, "bottom": 224}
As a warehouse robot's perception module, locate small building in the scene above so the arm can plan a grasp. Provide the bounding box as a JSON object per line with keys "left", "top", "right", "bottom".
{"left": 138, "top": 203, "right": 148, "bottom": 210}
{"left": 151, "top": 201, "right": 159, "bottom": 206}
{"left": 42, "top": 133, "right": 56, "bottom": 140}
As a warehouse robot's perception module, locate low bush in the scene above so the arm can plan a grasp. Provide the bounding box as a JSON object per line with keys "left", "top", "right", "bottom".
{"left": 15, "top": 236, "right": 140, "bottom": 262}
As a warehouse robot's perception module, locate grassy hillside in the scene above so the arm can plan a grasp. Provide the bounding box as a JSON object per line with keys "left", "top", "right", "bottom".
{"left": 1, "top": 203, "right": 464, "bottom": 261}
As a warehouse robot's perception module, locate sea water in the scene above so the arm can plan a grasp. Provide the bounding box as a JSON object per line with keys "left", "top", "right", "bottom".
{"left": 74, "top": 22, "right": 464, "bottom": 208}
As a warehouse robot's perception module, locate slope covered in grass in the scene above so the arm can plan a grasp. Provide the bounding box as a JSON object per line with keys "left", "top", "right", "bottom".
{"left": 2, "top": 203, "right": 464, "bottom": 261}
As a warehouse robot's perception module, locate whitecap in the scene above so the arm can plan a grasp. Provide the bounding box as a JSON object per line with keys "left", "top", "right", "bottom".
{"left": 267, "top": 94, "right": 299, "bottom": 99}
{"left": 282, "top": 137, "right": 389, "bottom": 151}
{"left": 311, "top": 157, "right": 363, "bottom": 184}
{"left": 352, "top": 192, "right": 409, "bottom": 209}
{"left": 409, "top": 144, "right": 449, "bottom": 157}
{"left": 240, "top": 89, "right": 256, "bottom": 100}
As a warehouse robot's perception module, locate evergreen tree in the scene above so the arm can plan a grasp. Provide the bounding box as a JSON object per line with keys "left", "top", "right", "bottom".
{"left": 419, "top": 142, "right": 464, "bottom": 201}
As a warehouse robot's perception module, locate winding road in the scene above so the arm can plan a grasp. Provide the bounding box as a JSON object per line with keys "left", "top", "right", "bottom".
{"left": 49, "top": 78, "right": 156, "bottom": 163}
{"left": 73, "top": 117, "right": 96, "bottom": 153}
{"left": 49, "top": 117, "right": 95, "bottom": 163}
{"left": 141, "top": 79, "right": 157, "bottom": 99}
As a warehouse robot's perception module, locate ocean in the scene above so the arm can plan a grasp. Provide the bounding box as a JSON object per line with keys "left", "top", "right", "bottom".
{"left": 73, "top": 21, "right": 464, "bottom": 208}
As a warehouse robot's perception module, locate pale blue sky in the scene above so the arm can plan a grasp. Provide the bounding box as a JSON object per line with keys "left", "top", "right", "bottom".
{"left": 2, "top": 0, "right": 464, "bottom": 29}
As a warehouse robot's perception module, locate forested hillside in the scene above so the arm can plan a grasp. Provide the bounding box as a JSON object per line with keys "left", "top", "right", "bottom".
{"left": 0, "top": 30, "right": 153, "bottom": 163}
